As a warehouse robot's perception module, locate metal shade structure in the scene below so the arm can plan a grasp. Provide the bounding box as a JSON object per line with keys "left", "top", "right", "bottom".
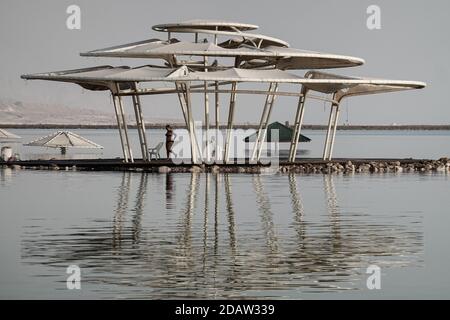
{"left": 24, "top": 131, "right": 103, "bottom": 155}
{"left": 0, "top": 129, "right": 21, "bottom": 142}
{"left": 244, "top": 122, "right": 311, "bottom": 143}
{"left": 21, "top": 19, "right": 426, "bottom": 164}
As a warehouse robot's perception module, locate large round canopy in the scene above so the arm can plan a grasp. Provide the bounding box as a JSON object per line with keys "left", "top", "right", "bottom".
{"left": 81, "top": 39, "right": 364, "bottom": 69}
{"left": 21, "top": 66, "right": 426, "bottom": 95}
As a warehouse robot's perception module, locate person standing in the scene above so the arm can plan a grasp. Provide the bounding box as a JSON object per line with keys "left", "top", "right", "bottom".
{"left": 165, "top": 125, "right": 176, "bottom": 159}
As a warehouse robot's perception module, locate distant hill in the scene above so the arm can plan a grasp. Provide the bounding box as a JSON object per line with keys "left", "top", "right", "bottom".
{"left": 0, "top": 99, "right": 180, "bottom": 125}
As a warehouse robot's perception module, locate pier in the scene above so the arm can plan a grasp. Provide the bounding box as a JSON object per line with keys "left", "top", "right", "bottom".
{"left": 3, "top": 157, "right": 449, "bottom": 174}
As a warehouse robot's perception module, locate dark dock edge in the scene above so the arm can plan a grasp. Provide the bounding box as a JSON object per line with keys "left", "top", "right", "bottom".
{"left": 2, "top": 158, "right": 450, "bottom": 174}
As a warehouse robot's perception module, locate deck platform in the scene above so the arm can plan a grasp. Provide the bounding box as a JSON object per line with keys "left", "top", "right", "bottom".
{"left": 2, "top": 157, "right": 447, "bottom": 174}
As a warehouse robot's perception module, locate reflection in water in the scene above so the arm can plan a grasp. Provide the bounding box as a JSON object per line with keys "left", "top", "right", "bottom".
{"left": 165, "top": 173, "right": 174, "bottom": 209}
{"left": 21, "top": 172, "right": 423, "bottom": 299}
{"left": 113, "top": 172, "right": 130, "bottom": 250}
{"left": 0, "top": 168, "right": 13, "bottom": 186}
{"left": 131, "top": 172, "right": 148, "bottom": 244}
{"left": 253, "top": 174, "right": 280, "bottom": 263}
{"left": 289, "top": 173, "right": 306, "bottom": 250}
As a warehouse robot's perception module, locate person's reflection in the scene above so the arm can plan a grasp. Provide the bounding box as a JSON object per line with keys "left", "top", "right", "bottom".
{"left": 165, "top": 173, "right": 175, "bottom": 209}
{"left": 0, "top": 168, "right": 13, "bottom": 186}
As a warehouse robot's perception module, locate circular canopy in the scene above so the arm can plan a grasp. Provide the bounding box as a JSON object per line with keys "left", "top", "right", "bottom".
{"left": 152, "top": 20, "right": 259, "bottom": 32}
{"left": 21, "top": 66, "right": 426, "bottom": 96}
{"left": 81, "top": 40, "right": 364, "bottom": 70}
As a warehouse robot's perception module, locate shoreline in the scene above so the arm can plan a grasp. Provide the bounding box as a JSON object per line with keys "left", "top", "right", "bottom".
{"left": 1, "top": 124, "right": 450, "bottom": 130}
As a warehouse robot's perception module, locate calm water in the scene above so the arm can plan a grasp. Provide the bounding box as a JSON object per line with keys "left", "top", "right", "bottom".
{"left": 0, "top": 130, "right": 450, "bottom": 299}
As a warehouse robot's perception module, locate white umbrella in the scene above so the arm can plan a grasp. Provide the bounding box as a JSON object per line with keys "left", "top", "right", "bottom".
{"left": 0, "top": 129, "right": 21, "bottom": 142}
{"left": 24, "top": 131, "right": 103, "bottom": 154}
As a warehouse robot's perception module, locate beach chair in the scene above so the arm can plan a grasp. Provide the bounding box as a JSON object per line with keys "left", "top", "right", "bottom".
{"left": 148, "top": 142, "right": 164, "bottom": 160}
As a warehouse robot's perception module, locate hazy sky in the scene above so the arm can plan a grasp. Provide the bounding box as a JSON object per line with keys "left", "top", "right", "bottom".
{"left": 0, "top": 0, "right": 448, "bottom": 124}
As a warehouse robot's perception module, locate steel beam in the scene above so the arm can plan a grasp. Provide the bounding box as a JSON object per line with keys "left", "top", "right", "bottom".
{"left": 223, "top": 82, "right": 237, "bottom": 163}
{"left": 251, "top": 82, "right": 274, "bottom": 161}
{"left": 111, "top": 93, "right": 129, "bottom": 163}
{"left": 175, "top": 82, "right": 202, "bottom": 160}
{"left": 204, "top": 56, "right": 210, "bottom": 162}
{"left": 322, "top": 104, "right": 336, "bottom": 160}
{"left": 256, "top": 83, "right": 279, "bottom": 161}
{"left": 185, "top": 83, "right": 199, "bottom": 164}
{"left": 327, "top": 104, "right": 341, "bottom": 161}
{"left": 215, "top": 81, "right": 220, "bottom": 161}
{"left": 288, "top": 88, "right": 308, "bottom": 162}
{"left": 116, "top": 88, "right": 134, "bottom": 163}
{"left": 131, "top": 83, "right": 148, "bottom": 161}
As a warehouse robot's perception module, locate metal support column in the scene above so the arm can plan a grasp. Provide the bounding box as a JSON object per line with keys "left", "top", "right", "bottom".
{"left": 322, "top": 92, "right": 341, "bottom": 161}
{"left": 223, "top": 82, "right": 237, "bottom": 163}
{"left": 322, "top": 104, "right": 337, "bottom": 160}
{"left": 115, "top": 84, "right": 134, "bottom": 163}
{"left": 251, "top": 82, "right": 274, "bottom": 161}
{"left": 175, "top": 82, "right": 202, "bottom": 159}
{"left": 204, "top": 56, "right": 210, "bottom": 162}
{"left": 256, "top": 83, "right": 279, "bottom": 161}
{"left": 288, "top": 87, "right": 308, "bottom": 162}
{"left": 327, "top": 104, "right": 341, "bottom": 161}
{"left": 185, "top": 83, "right": 199, "bottom": 164}
{"left": 214, "top": 81, "right": 220, "bottom": 161}
{"left": 131, "top": 83, "right": 148, "bottom": 161}
{"left": 111, "top": 92, "right": 129, "bottom": 163}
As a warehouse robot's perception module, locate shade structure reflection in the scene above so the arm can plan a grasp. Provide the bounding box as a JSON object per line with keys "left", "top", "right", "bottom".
{"left": 21, "top": 172, "right": 423, "bottom": 298}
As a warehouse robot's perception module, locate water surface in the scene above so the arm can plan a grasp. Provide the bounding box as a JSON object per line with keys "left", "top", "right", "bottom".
{"left": 1, "top": 168, "right": 449, "bottom": 299}
{"left": 4, "top": 128, "right": 450, "bottom": 160}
